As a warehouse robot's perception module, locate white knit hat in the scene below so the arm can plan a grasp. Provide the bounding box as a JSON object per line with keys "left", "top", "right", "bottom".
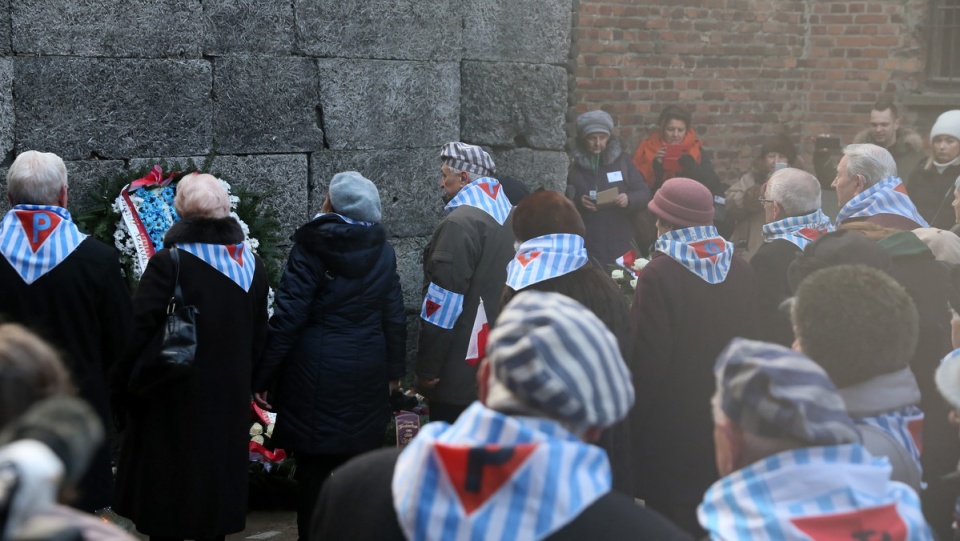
{"left": 936, "top": 348, "right": 960, "bottom": 410}
{"left": 930, "top": 110, "right": 960, "bottom": 143}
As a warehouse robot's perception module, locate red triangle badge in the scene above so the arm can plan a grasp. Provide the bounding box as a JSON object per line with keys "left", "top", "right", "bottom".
{"left": 790, "top": 503, "right": 907, "bottom": 541}
{"left": 479, "top": 182, "right": 501, "bottom": 200}
{"left": 516, "top": 251, "right": 541, "bottom": 267}
{"left": 907, "top": 417, "right": 924, "bottom": 454}
{"left": 425, "top": 299, "right": 441, "bottom": 317}
{"left": 689, "top": 238, "right": 724, "bottom": 261}
{"left": 798, "top": 228, "right": 824, "bottom": 242}
{"left": 227, "top": 244, "right": 245, "bottom": 266}
{"left": 435, "top": 443, "right": 539, "bottom": 515}
{"left": 893, "top": 182, "right": 908, "bottom": 195}
{"left": 15, "top": 210, "right": 62, "bottom": 253}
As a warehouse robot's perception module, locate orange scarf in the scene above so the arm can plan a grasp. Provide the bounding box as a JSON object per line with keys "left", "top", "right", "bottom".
{"left": 633, "top": 128, "right": 704, "bottom": 188}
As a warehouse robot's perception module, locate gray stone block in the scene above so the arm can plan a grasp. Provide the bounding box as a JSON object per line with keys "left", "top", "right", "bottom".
{"left": 295, "top": 0, "right": 460, "bottom": 60}
{"left": 490, "top": 148, "right": 569, "bottom": 194}
{"left": 15, "top": 58, "right": 212, "bottom": 160}
{"left": 0, "top": 0, "right": 10, "bottom": 56}
{"left": 405, "top": 313, "right": 420, "bottom": 377}
{"left": 316, "top": 60, "right": 459, "bottom": 150}
{"left": 11, "top": 0, "right": 202, "bottom": 56}
{"left": 462, "top": 0, "right": 573, "bottom": 64}
{"left": 461, "top": 62, "right": 568, "bottom": 150}
{"left": 0, "top": 59, "right": 13, "bottom": 161}
{"left": 310, "top": 148, "right": 445, "bottom": 238}
{"left": 213, "top": 56, "right": 323, "bottom": 154}
{"left": 203, "top": 0, "right": 295, "bottom": 55}
{"left": 64, "top": 160, "right": 128, "bottom": 217}
{"left": 391, "top": 236, "right": 428, "bottom": 312}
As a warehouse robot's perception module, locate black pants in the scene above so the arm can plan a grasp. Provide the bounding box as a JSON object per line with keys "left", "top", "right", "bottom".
{"left": 295, "top": 452, "right": 356, "bottom": 541}
{"left": 428, "top": 401, "right": 468, "bottom": 424}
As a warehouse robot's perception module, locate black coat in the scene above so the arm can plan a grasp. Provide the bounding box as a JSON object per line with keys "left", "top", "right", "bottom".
{"left": 906, "top": 161, "right": 960, "bottom": 230}
{"left": 253, "top": 215, "right": 406, "bottom": 455}
{"left": 0, "top": 233, "right": 133, "bottom": 512}
{"left": 750, "top": 239, "right": 801, "bottom": 347}
{"left": 112, "top": 217, "right": 269, "bottom": 538}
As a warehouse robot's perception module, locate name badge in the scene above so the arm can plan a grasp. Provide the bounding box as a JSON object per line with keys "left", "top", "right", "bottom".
{"left": 607, "top": 171, "right": 624, "bottom": 183}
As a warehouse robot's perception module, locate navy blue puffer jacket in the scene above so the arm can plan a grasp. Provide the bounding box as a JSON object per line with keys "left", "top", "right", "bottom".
{"left": 253, "top": 214, "right": 406, "bottom": 454}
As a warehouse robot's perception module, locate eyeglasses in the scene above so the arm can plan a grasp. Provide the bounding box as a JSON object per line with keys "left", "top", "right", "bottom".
{"left": 758, "top": 197, "right": 777, "bottom": 205}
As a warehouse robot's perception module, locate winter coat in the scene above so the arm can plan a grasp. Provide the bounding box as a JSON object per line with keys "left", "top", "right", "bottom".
{"left": 567, "top": 139, "right": 651, "bottom": 264}
{"left": 253, "top": 214, "right": 406, "bottom": 455}
{"left": 112, "top": 217, "right": 269, "bottom": 538}
{"left": 0, "top": 229, "right": 133, "bottom": 512}
{"left": 630, "top": 251, "right": 759, "bottom": 504}
{"left": 725, "top": 171, "right": 766, "bottom": 260}
{"left": 907, "top": 161, "right": 960, "bottom": 230}
{"left": 853, "top": 127, "right": 926, "bottom": 183}
{"left": 750, "top": 238, "right": 801, "bottom": 347}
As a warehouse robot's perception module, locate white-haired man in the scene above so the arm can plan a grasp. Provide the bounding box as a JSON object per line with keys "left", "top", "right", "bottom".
{"left": 833, "top": 143, "right": 927, "bottom": 229}
{"left": 0, "top": 150, "right": 133, "bottom": 513}
{"left": 750, "top": 168, "right": 831, "bottom": 346}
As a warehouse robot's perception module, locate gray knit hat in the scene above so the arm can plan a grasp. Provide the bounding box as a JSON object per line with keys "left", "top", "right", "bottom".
{"left": 485, "top": 291, "right": 634, "bottom": 431}
{"left": 931, "top": 109, "right": 960, "bottom": 144}
{"left": 576, "top": 110, "right": 615, "bottom": 138}
{"left": 329, "top": 171, "right": 382, "bottom": 224}
{"left": 440, "top": 142, "right": 496, "bottom": 177}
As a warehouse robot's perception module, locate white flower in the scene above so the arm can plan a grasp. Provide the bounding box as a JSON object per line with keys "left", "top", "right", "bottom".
{"left": 633, "top": 258, "right": 650, "bottom": 271}
{"left": 629, "top": 278, "right": 638, "bottom": 289}
{"left": 611, "top": 269, "right": 625, "bottom": 280}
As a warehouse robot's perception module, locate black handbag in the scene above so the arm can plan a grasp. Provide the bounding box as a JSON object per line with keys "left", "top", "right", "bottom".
{"left": 128, "top": 247, "right": 200, "bottom": 396}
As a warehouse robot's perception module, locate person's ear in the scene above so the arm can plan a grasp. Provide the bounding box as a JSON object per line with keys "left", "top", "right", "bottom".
{"left": 459, "top": 171, "right": 471, "bottom": 186}
{"left": 582, "top": 426, "right": 603, "bottom": 443}
{"left": 58, "top": 184, "right": 68, "bottom": 208}
{"left": 714, "top": 420, "right": 744, "bottom": 476}
{"left": 855, "top": 173, "right": 866, "bottom": 194}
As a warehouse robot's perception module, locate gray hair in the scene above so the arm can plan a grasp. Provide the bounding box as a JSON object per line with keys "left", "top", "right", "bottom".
{"left": 843, "top": 143, "right": 898, "bottom": 187}
{"left": 6, "top": 151, "right": 68, "bottom": 206}
{"left": 447, "top": 166, "right": 483, "bottom": 183}
{"left": 766, "top": 168, "right": 822, "bottom": 216}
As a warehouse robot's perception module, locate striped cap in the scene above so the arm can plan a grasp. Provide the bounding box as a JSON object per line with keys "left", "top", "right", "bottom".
{"left": 441, "top": 142, "right": 496, "bottom": 177}
{"left": 485, "top": 291, "right": 634, "bottom": 431}
{"left": 714, "top": 338, "right": 860, "bottom": 446}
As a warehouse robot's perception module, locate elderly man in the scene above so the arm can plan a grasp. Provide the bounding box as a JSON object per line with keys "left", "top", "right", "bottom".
{"left": 701, "top": 338, "right": 932, "bottom": 539}
{"left": 750, "top": 168, "right": 831, "bottom": 346}
{"left": 853, "top": 100, "right": 925, "bottom": 180}
{"left": 416, "top": 142, "right": 515, "bottom": 423}
{"left": 0, "top": 150, "right": 133, "bottom": 513}
{"left": 312, "top": 291, "right": 692, "bottom": 541}
{"left": 833, "top": 143, "right": 927, "bottom": 229}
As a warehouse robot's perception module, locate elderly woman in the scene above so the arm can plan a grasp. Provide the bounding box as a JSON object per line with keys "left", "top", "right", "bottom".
{"left": 567, "top": 109, "right": 650, "bottom": 264}
{"left": 113, "top": 173, "right": 269, "bottom": 541}
{"left": 907, "top": 110, "right": 960, "bottom": 229}
{"left": 252, "top": 172, "right": 406, "bottom": 541}
{"left": 632, "top": 105, "right": 723, "bottom": 195}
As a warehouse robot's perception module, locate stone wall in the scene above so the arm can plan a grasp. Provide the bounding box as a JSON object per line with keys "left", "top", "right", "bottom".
{"left": 0, "top": 0, "right": 575, "bottom": 367}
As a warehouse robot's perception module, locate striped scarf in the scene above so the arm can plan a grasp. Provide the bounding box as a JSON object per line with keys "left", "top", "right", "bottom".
{"left": 392, "top": 402, "right": 611, "bottom": 541}
{"left": 445, "top": 178, "right": 513, "bottom": 225}
{"left": 176, "top": 242, "right": 256, "bottom": 292}
{"left": 836, "top": 176, "right": 929, "bottom": 227}
{"left": 505, "top": 234, "right": 588, "bottom": 290}
{"left": 655, "top": 225, "right": 733, "bottom": 284}
{"left": 0, "top": 205, "right": 87, "bottom": 284}
{"left": 698, "top": 444, "right": 932, "bottom": 540}
{"left": 859, "top": 406, "right": 924, "bottom": 478}
{"left": 761, "top": 209, "right": 833, "bottom": 250}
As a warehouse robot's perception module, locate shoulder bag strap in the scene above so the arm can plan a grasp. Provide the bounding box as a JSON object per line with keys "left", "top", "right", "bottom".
{"left": 169, "top": 246, "right": 184, "bottom": 312}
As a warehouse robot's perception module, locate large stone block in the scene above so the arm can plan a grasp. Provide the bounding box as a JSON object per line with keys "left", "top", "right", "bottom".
{"left": 316, "top": 60, "right": 459, "bottom": 150}
{"left": 0, "top": 0, "right": 10, "bottom": 56}
{"left": 489, "top": 148, "right": 569, "bottom": 194}
{"left": 11, "top": 0, "right": 202, "bottom": 56}
{"left": 310, "top": 149, "right": 444, "bottom": 238}
{"left": 461, "top": 62, "right": 567, "bottom": 150}
{"left": 0, "top": 59, "right": 13, "bottom": 161}
{"left": 391, "top": 236, "right": 428, "bottom": 312}
{"left": 15, "top": 58, "right": 212, "bottom": 160}
{"left": 295, "top": 0, "right": 460, "bottom": 60}
{"left": 462, "top": 0, "right": 572, "bottom": 64}
{"left": 213, "top": 56, "right": 323, "bottom": 154}
{"left": 203, "top": 0, "right": 295, "bottom": 55}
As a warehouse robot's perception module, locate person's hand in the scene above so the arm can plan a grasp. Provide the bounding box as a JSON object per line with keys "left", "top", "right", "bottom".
{"left": 389, "top": 380, "right": 401, "bottom": 394}
{"left": 253, "top": 391, "right": 273, "bottom": 410}
{"left": 678, "top": 154, "right": 696, "bottom": 171}
{"left": 416, "top": 376, "right": 439, "bottom": 391}
{"left": 654, "top": 145, "right": 666, "bottom": 163}
{"left": 615, "top": 193, "right": 629, "bottom": 208}
{"left": 951, "top": 309, "right": 960, "bottom": 349}
{"left": 580, "top": 194, "right": 598, "bottom": 212}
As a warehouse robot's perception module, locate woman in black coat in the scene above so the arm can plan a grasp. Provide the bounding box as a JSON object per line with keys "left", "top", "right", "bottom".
{"left": 252, "top": 171, "right": 407, "bottom": 541}
{"left": 112, "top": 173, "right": 270, "bottom": 541}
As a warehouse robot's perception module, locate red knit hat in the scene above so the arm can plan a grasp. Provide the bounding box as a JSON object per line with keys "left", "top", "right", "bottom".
{"left": 648, "top": 177, "right": 714, "bottom": 227}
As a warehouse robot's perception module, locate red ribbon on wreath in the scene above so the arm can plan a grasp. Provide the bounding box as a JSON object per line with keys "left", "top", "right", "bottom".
{"left": 128, "top": 165, "right": 179, "bottom": 192}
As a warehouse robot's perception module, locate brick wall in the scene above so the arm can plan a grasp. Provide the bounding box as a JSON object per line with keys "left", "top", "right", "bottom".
{"left": 575, "top": 0, "right": 930, "bottom": 182}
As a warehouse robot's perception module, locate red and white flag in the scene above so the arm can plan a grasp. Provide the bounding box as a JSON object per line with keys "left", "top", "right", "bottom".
{"left": 465, "top": 299, "right": 489, "bottom": 366}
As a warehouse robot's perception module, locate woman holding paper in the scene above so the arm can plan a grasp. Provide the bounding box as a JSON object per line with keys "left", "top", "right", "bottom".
{"left": 567, "top": 109, "right": 651, "bottom": 264}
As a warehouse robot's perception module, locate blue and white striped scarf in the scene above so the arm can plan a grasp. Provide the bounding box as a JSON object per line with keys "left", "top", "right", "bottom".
{"left": 445, "top": 178, "right": 513, "bottom": 226}
{"left": 836, "top": 176, "right": 929, "bottom": 227}
{"left": 176, "top": 242, "right": 256, "bottom": 292}
{"left": 699, "top": 444, "right": 932, "bottom": 540}
{"left": 859, "top": 406, "right": 924, "bottom": 479}
{"left": 761, "top": 209, "right": 833, "bottom": 250}
{"left": 505, "top": 234, "right": 589, "bottom": 290}
{"left": 0, "top": 205, "right": 87, "bottom": 284}
{"left": 393, "top": 402, "right": 611, "bottom": 541}
{"left": 655, "top": 225, "right": 733, "bottom": 284}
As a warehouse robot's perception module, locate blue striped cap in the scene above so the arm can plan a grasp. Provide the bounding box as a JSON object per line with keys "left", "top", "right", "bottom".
{"left": 714, "top": 338, "right": 860, "bottom": 446}
{"left": 486, "top": 291, "right": 634, "bottom": 430}
{"left": 441, "top": 142, "right": 496, "bottom": 177}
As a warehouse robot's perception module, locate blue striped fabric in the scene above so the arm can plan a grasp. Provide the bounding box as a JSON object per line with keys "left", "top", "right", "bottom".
{"left": 835, "top": 176, "right": 929, "bottom": 227}
{"left": 505, "top": 234, "right": 588, "bottom": 290}
{"left": 420, "top": 282, "right": 464, "bottom": 330}
{"left": 0, "top": 205, "right": 87, "bottom": 285}
{"left": 761, "top": 209, "right": 833, "bottom": 250}
{"left": 444, "top": 178, "right": 513, "bottom": 226}
{"left": 176, "top": 242, "right": 256, "bottom": 292}
{"left": 392, "top": 402, "right": 611, "bottom": 541}
{"left": 858, "top": 406, "right": 924, "bottom": 478}
{"left": 698, "top": 444, "right": 933, "bottom": 540}
{"left": 654, "top": 225, "right": 733, "bottom": 284}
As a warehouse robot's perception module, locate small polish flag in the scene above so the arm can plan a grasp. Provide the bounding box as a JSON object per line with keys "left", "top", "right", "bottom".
{"left": 465, "top": 299, "right": 489, "bottom": 367}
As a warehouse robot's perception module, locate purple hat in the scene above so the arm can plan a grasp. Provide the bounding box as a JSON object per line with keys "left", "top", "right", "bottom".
{"left": 647, "top": 177, "right": 714, "bottom": 227}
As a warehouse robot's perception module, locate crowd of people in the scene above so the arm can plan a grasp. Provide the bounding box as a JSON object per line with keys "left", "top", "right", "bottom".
{"left": 1, "top": 103, "right": 960, "bottom": 541}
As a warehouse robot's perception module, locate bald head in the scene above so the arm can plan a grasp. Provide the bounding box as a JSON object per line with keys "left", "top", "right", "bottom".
{"left": 766, "top": 168, "right": 822, "bottom": 218}
{"left": 174, "top": 173, "right": 230, "bottom": 219}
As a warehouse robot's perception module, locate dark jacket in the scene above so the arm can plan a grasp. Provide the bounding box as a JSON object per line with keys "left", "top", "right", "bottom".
{"left": 112, "top": 217, "right": 269, "bottom": 538}
{"left": 750, "top": 238, "right": 801, "bottom": 347}
{"left": 654, "top": 152, "right": 724, "bottom": 196}
{"left": 853, "top": 127, "right": 925, "bottom": 183}
{"left": 630, "top": 251, "right": 758, "bottom": 504}
{"left": 568, "top": 139, "right": 651, "bottom": 264}
{"left": 253, "top": 214, "right": 406, "bottom": 455}
{"left": 0, "top": 230, "right": 132, "bottom": 512}
{"left": 906, "top": 161, "right": 960, "bottom": 230}
{"left": 312, "top": 447, "right": 694, "bottom": 541}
